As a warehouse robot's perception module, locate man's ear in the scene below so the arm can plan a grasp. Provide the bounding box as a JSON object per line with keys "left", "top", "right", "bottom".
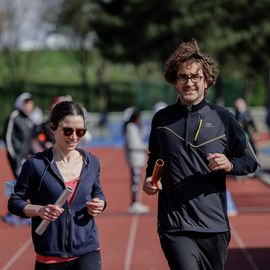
{"left": 204, "top": 80, "right": 209, "bottom": 94}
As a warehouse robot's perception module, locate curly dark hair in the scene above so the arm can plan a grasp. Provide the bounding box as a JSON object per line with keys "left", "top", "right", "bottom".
{"left": 164, "top": 38, "right": 219, "bottom": 88}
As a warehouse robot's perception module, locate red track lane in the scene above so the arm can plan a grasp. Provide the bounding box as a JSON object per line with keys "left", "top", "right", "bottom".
{"left": 0, "top": 147, "right": 270, "bottom": 270}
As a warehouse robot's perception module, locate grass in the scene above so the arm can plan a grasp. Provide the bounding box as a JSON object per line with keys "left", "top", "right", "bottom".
{"left": 0, "top": 49, "right": 164, "bottom": 85}
{"left": 0, "top": 49, "right": 266, "bottom": 108}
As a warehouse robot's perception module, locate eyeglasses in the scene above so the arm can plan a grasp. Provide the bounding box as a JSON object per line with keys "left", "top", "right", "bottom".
{"left": 62, "top": 127, "right": 87, "bottom": 137}
{"left": 177, "top": 74, "right": 203, "bottom": 84}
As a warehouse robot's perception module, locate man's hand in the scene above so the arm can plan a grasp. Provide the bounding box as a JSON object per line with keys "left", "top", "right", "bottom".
{"left": 207, "top": 153, "right": 233, "bottom": 173}
{"left": 143, "top": 177, "right": 162, "bottom": 195}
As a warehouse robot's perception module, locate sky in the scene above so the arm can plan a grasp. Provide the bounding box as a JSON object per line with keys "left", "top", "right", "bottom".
{"left": 0, "top": 0, "right": 63, "bottom": 50}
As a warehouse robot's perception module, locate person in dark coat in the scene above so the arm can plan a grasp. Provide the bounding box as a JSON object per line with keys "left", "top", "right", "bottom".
{"left": 234, "top": 98, "right": 258, "bottom": 154}
{"left": 2, "top": 92, "right": 36, "bottom": 226}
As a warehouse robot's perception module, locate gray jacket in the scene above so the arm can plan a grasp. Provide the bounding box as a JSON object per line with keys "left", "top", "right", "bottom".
{"left": 124, "top": 122, "right": 147, "bottom": 168}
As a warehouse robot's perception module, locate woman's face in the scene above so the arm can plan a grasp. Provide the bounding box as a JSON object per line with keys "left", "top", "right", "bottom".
{"left": 23, "top": 100, "right": 34, "bottom": 115}
{"left": 52, "top": 115, "right": 86, "bottom": 151}
{"left": 175, "top": 62, "right": 208, "bottom": 106}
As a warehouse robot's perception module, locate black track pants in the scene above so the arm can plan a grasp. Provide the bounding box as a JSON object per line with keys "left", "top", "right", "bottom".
{"left": 159, "top": 231, "right": 230, "bottom": 270}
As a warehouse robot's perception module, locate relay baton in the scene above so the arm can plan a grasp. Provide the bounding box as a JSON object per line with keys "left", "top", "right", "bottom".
{"left": 150, "top": 159, "right": 164, "bottom": 186}
{"left": 35, "top": 187, "right": 73, "bottom": 235}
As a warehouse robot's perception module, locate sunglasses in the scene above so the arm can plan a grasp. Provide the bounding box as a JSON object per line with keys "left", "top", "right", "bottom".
{"left": 61, "top": 127, "right": 87, "bottom": 137}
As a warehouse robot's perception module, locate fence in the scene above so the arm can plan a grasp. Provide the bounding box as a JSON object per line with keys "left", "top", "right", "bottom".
{"left": 0, "top": 81, "right": 177, "bottom": 135}
{"left": 0, "top": 78, "right": 250, "bottom": 135}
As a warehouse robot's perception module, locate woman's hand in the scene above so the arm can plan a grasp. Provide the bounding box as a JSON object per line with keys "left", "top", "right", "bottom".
{"left": 38, "top": 204, "right": 64, "bottom": 221}
{"left": 143, "top": 177, "right": 162, "bottom": 195}
{"left": 85, "top": 198, "right": 105, "bottom": 216}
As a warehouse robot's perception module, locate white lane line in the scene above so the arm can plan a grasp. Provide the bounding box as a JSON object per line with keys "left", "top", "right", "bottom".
{"left": 1, "top": 237, "right": 32, "bottom": 270}
{"left": 230, "top": 223, "right": 259, "bottom": 270}
{"left": 95, "top": 148, "right": 144, "bottom": 270}
{"left": 124, "top": 178, "right": 146, "bottom": 270}
{"left": 124, "top": 215, "right": 139, "bottom": 270}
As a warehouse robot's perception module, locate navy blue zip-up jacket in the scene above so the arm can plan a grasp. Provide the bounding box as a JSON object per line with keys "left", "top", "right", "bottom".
{"left": 8, "top": 148, "right": 106, "bottom": 257}
{"left": 146, "top": 99, "right": 259, "bottom": 234}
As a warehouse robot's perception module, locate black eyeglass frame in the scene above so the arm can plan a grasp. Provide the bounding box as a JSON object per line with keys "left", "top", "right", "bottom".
{"left": 177, "top": 74, "right": 204, "bottom": 84}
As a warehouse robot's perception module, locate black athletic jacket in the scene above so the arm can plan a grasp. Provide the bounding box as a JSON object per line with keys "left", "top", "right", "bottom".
{"left": 3, "top": 109, "right": 35, "bottom": 163}
{"left": 146, "top": 99, "right": 259, "bottom": 234}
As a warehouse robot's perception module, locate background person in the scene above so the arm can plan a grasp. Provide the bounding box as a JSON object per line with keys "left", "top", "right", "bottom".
{"left": 143, "top": 39, "right": 259, "bottom": 270}
{"left": 123, "top": 107, "right": 150, "bottom": 214}
{"left": 8, "top": 101, "right": 106, "bottom": 270}
{"left": 3, "top": 92, "right": 36, "bottom": 177}
{"left": 265, "top": 102, "right": 270, "bottom": 137}
{"left": 2, "top": 92, "right": 36, "bottom": 226}
{"left": 153, "top": 101, "right": 168, "bottom": 114}
{"left": 234, "top": 98, "right": 259, "bottom": 154}
{"left": 34, "top": 96, "right": 74, "bottom": 151}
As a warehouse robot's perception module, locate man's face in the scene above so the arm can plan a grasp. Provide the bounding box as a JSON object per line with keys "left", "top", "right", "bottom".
{"left": 175, "top": 62, "right": 208, "bottom": 106}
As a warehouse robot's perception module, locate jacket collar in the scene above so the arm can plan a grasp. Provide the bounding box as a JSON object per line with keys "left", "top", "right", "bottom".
{"left": 42, "top": 147, "right": 89, "bottom": 165}
{"left": 177, "top": 98, "right": 207, "bottom": 113}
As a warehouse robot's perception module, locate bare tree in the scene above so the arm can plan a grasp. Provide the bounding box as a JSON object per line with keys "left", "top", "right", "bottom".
{"left": 0, "top": 0, "right": 52, "bottom": 90}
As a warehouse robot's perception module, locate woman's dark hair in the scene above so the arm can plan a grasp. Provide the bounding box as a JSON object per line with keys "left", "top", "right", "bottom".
{"left": 49, "top": 101, "right": 85, "bottom": 130}
{"left": 123, "top": 109, "right": 141, "bottom": 133}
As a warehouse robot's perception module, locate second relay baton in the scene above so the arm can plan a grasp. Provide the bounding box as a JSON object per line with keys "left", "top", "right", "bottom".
{"left": 151, "top": 159, "right": 164, "bottom": 186}
{"left": 35, "top": 187, "right": 73, "bottom": 235}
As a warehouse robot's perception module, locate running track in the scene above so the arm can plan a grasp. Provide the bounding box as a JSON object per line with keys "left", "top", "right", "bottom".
{"left": 1, "top": 147, "right": 270, "bottom": 270}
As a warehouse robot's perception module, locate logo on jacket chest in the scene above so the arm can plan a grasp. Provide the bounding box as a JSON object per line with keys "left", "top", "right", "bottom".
{"left": 204, "top": 122, "right": 214, "bottom": 128}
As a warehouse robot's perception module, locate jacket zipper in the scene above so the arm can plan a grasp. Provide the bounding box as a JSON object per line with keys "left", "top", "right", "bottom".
{"left": 50, "top": 158, "right": 85, "bottom": 256}
{"left": 194, "top": 118, "right": 203, "bottom": 142}
{"left": 64, "top": 205, "right": 72, "bottom": 257}
{"left": 63, "top": 172, "right": 83, "bottom": 256}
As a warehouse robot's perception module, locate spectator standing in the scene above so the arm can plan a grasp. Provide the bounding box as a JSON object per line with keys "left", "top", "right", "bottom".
{"left": 153, "top": 101, "right": 168, "bottom": 114}
{"left": 143, "top": 39, "right": 259, "bottom": 270}
{"left": 8, "top": 101, "right": 106, "bottom": 270}
{"left": 123, "top": 107, "right": 150, "bottom": 214}
{"left": 34, "top": 96, "right": 73, "bottom": 151}
{"left": 2, "top": 92, "right": 36, "bottom": 226}
{"left": 3, "top": 92, "right": 36, "bottom": 177}
{"left": 265, "top": 104, "right": 270, "bottom": 138}
{"left": 234, "top": 98, "right": 258, "bottom": 154}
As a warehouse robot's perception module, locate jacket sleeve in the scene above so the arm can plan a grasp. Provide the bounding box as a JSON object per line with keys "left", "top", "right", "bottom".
{"left": 4, "top": 111, "right": 19, "bottom": 159}
{"left": 146, "top": 114, "right": 160, "bottom": 178}
{"left": 91, "top": 157, "right": 107, "bottom": 210}
{"left": 8, "top": 159, "right": 34, "bottom": 218}
{"left": 226, "top": 112, "right": 260, "bottom": 175}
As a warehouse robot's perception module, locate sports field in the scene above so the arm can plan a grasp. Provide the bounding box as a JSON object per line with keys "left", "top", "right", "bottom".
{"left": 1, "top": 144, "right": 270, "bottom": 270}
